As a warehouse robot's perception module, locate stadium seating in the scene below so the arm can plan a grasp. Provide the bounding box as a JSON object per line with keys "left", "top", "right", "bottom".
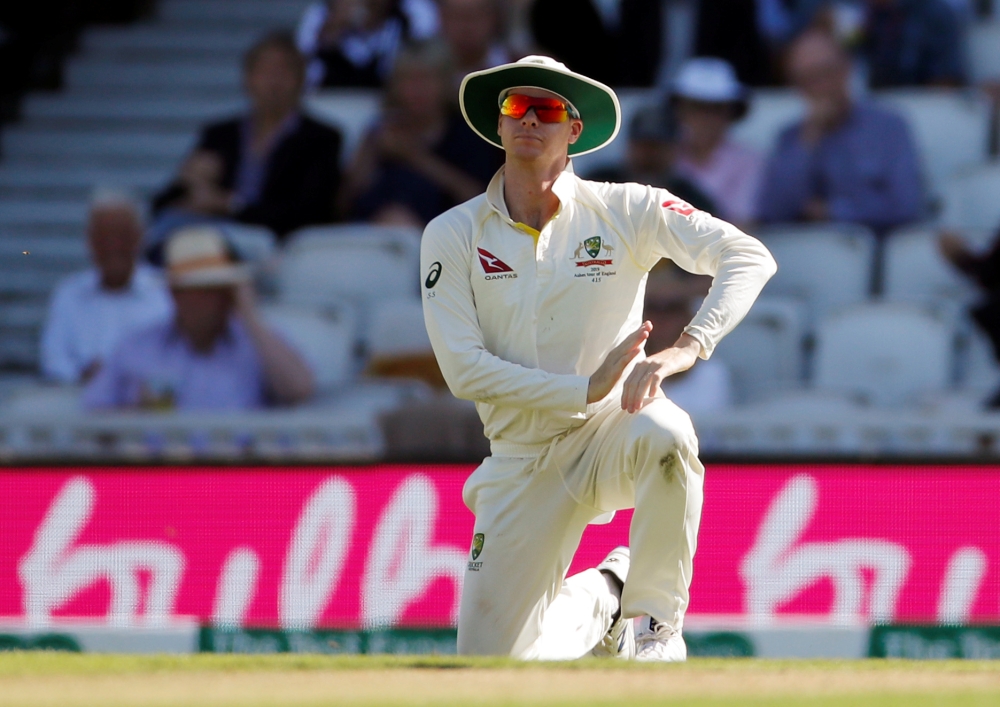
{"left": 1, "top": 130, "right": 194, "bottom": 166}
{"left": 305, "top": 91, "right": 382, "bottom": 165}
{"left": 570, "top": 87, "right": 659, "bottom": 176}
{"left": 756, "top": 224, "right": 877, "bottom": 321}
{"left": 277, "top": 225, "right": 422, "bottom": 314}
{"left": 940, "top": 162, "right": 1000, "bottom": 230}
{"left": 220, "top": 223, "right": 277, "bottom": 263}
{"left": 882, "top": 224, "right": 993, "bottom": 313}
{"left": 968, "top": 22, "right": 1000, "bottom": 83}
{"left": 0, "top": 305, "right": 47, "bottom": 369}
{"left": 874, "top": 90, "right": 992, "bottom": 197}
{"left": 0, "top": 166, "right": 168, "bottom": 201}
{"left": 261, "top": 303, "right": 357, "bottom": 391}
{"left": 712, "top": 297, "right": 806, "bottom": 404}
{"left": 958, "top": 325, "right": 1000, "bottom": 394}
{"left": 368, "top": 297, "right": 432, "bottom": 358}
{"left": 813, "top": 303, "right": 953, "bottom": 406}
{"left": 729, "top": 89, "right": 805, "bottom": 155}
{"left": 0, "top": 384, "right": 82, "bottom": 417}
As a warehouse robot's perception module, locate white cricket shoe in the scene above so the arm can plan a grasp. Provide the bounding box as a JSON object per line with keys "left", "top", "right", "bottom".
{"left": 635, "top": 616, "right": 687, "bottom": 662}
{"left": 590, "top": 546, "right": 634, "bottom": 659}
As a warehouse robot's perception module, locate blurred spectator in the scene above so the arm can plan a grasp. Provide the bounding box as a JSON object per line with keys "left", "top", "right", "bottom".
{"left": 756, "top": 29, "right": 923, "bottom": 233}
{"left": 940, "top": 231, "right": 1000, "bottom": 407}
{"left": 41, "top": 191, "right": 172, "bottom": 384}
{"left": 755, "top": 0, "right": 832, "bottom": 48}
{"left": 83, "top": 227, "right": 315, "bottom": 411}
{"left": 586, "top": 104, "right": 716, "bottom": 214}
{"left": 296, "top": 0, "right": 439, "bottom": 88}
{"left": 863, "top": 0, "right": 965, "bottom": 88}
{"left": 693, "top": 0, "right": 775, "bottom": 86}
{"left": 671, "top": 58, "right": 762, "bottom": 227}
{"left": 645, "top": 263, "right": 733, "bottom": 415}
{"left": 529, "top": 0, "right": 662, "bottom": 87}
{"left": 150, "top": 32, "right": 342, "bottom": 245}
{"left": 439, "top": 0, "right": 511, "bottom": 91}
{"left": 340, "top": 41, "right": 503, "bottom": 226}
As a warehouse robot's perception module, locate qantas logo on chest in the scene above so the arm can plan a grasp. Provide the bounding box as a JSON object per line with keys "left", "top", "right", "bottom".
{"left": 477, "top": 248, "right": 518, "bottom": 280}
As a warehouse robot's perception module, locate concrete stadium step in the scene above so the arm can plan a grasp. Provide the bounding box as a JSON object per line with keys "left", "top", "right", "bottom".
{"left": 22, "top": 95, "right": 245, "bottom": 121}
{"left": 0, "top": 301, "right": 50, "bottom": 330}
{"left": 0, "top": 224, "right": 86, "bottom": 240}
{"left": 3, "top": 129, "right": 194, "bottom": 160}
{"left": 64, "top": 60, "right": 241, "bottom": 94}
{"left": 157, "top": 0, "right": 310, "bottom": 25}
{"left": 0, "top": 166, "right": 170, "bottom": 200}
{"left": 0, "top": 201, "right": 89, "bottom": 228}
{"left": 81, "top": 25, "right": 259, "bottom": 62}
{"left": 3, "top": 153, "right": 179, "bottom": 172}
{"left": 0, "top": 268, "right": 71, "bottom": 296}
{"left": 0, "top": 237, "right": 88, "bottom": 264}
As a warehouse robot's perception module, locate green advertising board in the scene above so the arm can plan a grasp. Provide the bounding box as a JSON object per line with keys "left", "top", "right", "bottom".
{"left": 870, "top": 626, "right": 1000, "bottom": 659}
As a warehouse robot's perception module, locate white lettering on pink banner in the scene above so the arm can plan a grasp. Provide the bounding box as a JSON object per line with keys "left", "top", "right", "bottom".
{"left": 1, "top": 465, "right": 998, "bottom": 627}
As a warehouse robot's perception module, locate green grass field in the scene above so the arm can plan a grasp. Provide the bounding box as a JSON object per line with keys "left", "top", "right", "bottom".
{"left": 1, "top": 654, "right": 999, "bottom": 707}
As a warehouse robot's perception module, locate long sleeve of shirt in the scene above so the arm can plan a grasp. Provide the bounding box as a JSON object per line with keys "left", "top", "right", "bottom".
{"left": 420, "top": 209, "right": 590, "bottom": 412}
{"left": 620, "top": 185, "right": 778, "bottom": 358}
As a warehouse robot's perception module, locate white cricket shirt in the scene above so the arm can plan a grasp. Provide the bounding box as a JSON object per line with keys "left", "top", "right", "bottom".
{"left": 420, "top": 163, "right": 776, "bottom": 452}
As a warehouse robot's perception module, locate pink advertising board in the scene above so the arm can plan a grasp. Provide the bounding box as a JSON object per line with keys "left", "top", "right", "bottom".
{"left": 1, "top": 465, "right": 998, "bottom": 628}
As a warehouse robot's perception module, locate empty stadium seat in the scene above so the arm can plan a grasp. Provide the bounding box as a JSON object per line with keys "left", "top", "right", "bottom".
{"left": 368, "top": 297, "right": 432, "bottom": 358}
{"left": 958, "top": 325, "right": 1000, "bottom": 394}
{"left": 940, "top": 162, "right": 1000, "bottom": 230}
{"left": 278, "top": 225, "right": 422, "bottom": 311}
{"left": 568, "top": 88, "right": 658, "bottom": 176}
{"left": 969, "top": 22, "right": 1000, "bottom": 83}
{"left": 261, "top": 303, "right": 357, "bottom": 391}
{"left": 0, "top": 384, "right": 82, "bottom": 416}
{"left": 813, "top": 303, "right": 953, "bottom": 406}
{"left": 729, "top": 89, "right": 805, "bottom": 154}
{"left": 712, "top": 297, "right": 806, "bottom": 404}
{"left": 882, "top": 224, "right": 994, "bottom": 312}
{"left": 305, "top": 90, "right": 382, "bottom": 164}
{"left": 757, "top": 224, "right": 876, "bottom": 321}
{"left": 874, "top": 90, "right": 992, "bottom": 196}
{"left": 220, "top": 224, "right": 277, "bottom": 263}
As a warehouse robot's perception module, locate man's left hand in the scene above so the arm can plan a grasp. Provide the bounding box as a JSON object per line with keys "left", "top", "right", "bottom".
{"left": 620, "top": 333, "right": 702, "bottom": 413}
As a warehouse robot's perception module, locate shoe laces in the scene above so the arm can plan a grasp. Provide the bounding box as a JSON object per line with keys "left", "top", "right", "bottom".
{"left": 638, "top": 618, "right": 679, "bottom": 645}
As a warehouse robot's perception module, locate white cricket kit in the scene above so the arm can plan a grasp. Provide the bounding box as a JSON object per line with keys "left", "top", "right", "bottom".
{"left": 421, "top": 164, "right": 775, "bottom": 659}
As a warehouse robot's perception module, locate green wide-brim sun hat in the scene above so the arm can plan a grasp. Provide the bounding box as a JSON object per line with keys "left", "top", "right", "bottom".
{"left": 459, "top": 55, "right": 621, "bottom": 157}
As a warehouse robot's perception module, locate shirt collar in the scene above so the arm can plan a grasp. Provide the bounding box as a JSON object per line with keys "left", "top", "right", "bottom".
{"left": 87, "top": 266, "right": 142, "bottom": 296}
{"left": 485, "top": 160, "right": 579, "bottom": 234}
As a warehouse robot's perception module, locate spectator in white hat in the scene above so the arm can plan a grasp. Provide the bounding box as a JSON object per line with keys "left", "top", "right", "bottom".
{"left": 671, "top": 57, "right": 763, "bottom": 228}
{"left": 83, "top": 226, "right": 314, "bottom": 411}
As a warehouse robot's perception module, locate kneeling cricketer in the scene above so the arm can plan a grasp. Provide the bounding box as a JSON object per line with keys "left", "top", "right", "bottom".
{"left": 420, "top": 56, "right": 776, "bottom": 660}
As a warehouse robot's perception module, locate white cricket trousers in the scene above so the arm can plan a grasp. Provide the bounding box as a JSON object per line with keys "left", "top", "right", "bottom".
{"left": 457, "top": 396, "right": 705, "bottom": 659}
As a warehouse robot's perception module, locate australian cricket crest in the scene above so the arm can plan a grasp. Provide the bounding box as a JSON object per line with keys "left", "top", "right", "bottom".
{"left": 571, "top": 236, "right": 615, "bottom": 274}
{"left": 468, "top": 533, "right": 485, "bottom": 571}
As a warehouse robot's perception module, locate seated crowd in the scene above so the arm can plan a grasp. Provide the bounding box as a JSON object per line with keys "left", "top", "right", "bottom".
{"left": 32, "top": 0, "right": 1000, "bottom": 414}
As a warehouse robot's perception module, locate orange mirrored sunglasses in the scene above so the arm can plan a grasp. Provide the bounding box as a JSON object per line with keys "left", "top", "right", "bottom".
{"left": 500, "top": 94, "right": 576, "bottom": 123}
